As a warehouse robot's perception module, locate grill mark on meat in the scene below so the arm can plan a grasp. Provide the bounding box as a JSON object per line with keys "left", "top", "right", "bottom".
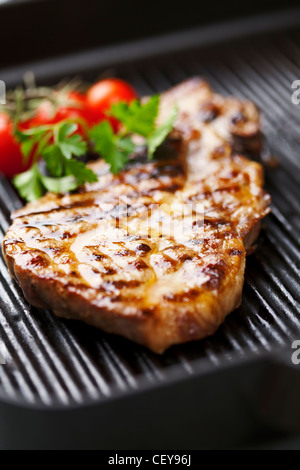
{"left": 223, "top": 230, "right": 238, "bottom": 239}
{"left": 130, "top": 259, "right": 149, "bottom": 271}
{"left": 214, "top": 185, "right": 241, "bottom": 193}
{"left": 135, "top": 243, "right": 152, "bottom": 256}
{"left": 187, "top": 191, "right": 214, "bottom": 202}
{"left": 178, "top": 254, "right": 193, "bottom": 262}
{"left": 103, "top": 267, "right": 117, "bottom": 275}
{"left": 13, "top": 199, "right": 97, "bottom": 219}
{"left": 203, "top": 218, "right": 228, "bottom": 227}
{"left": 202, "top": 260, "right": 227, "bottom": 290}
{"left": 4, "top": 238, "right": 24, "bottom": 245}
{"left": 229, "top": 249, "right": 243, "bottom": 256}
{"left": 61, "top": 232, "right": 73, "bottom": 240}
{"left": 198, "top": 102, "right": 220, "bottom": 123}
{"left": 27, "top": 253, "right": 50, "bottom": 268}
{"left": 93, "top": 254, "right": 108, "bottom": 261}
{"left": 114, "top": 249, "right": 135, "bottom": 257}
{"left": 164, "top": 289, "right": 200, "bottom": 302}
{"left": 231, "top": 111, "right": 248, "bottom": 125}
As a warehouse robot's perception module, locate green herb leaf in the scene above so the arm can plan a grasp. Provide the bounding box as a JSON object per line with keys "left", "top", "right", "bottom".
{"left": 108, "top": 148, "right": 129, "bottom": 175}
{"left": 116, "top": 136, "right": 136, "bottom": 154}
{"left": 42, "top": 146, "right": 64, "bottom": 177}
{"left": 14, "top": 127, "right": 50, "bottom": 164}
{"left": 59, "top": 135, "right": 87, "bottom": 159}
{"left": 13, "top": 164, "right": 45, "bottom": 202}
{"left": 91, "top": 96, "right": 177, "bottom": 173}
{"left": 90, "top": 120, "right": 115, "bottom": 156}
{"left": 14, "top": 120, "right": 97, "bottom": 202}
{"left": 15, "top": 125, "right": 51, "bottom": 138}
{"left": 57, "top": 122, "right": 78, "bottom": 142}
{"left": 65, "top": 159, "right": 98, "bottom": 185}
{"left": 147, "top": 104, "right": 178, "bottom": 159}
{"left": 111, "top": 95, "right": 160, "bottom": 137}
{"left": 21, "top": 139, "right": 36, "bottom": 159}
{"left": 55, "top": 122, "right": 87, "bottom": 159}
{"left": 40, "top": 174, "right": 78, "bottom": 194}
{"left": 14, "top": 128, "right": 32, "bottom": 143}
{"left": 90, "top": 121, "right": 135, "bottom": 174}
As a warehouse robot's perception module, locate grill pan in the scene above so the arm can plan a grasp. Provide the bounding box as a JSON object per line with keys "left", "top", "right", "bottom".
{"left": 0, "top": 8, "right": 300, "bottom": 449}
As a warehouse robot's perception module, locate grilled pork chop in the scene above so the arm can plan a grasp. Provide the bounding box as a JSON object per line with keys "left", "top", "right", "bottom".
{"left": 3, "top": 78, "right": 270, "bottom": 353}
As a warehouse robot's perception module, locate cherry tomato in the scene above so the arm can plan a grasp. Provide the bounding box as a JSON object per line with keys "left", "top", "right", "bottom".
{"left": 86, "top": 79, "right": 138, "bottom": 130}
{"left": 0, "top": 113, "right": 32, "bottom": 178}
{"left": 29, "top": 91, "right": 92, "bottom": 137}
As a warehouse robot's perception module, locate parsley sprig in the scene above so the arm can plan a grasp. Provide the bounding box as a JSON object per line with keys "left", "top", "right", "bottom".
{"left": 13, "top": 93, "right": 178, "bottom": 202}
{"left": 90, "top": 96, "right": 178, "bottom": 172}
{"left": 90, "top": 121, "right": 135, "bottom": 174}
{"left": 14, "top": 122, "right": 97, "bottom": 202}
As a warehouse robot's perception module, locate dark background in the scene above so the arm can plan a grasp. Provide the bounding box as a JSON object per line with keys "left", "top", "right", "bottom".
{"left": 1, "top": 0, "right": 300, "bottom": 67}
{"left": 0, "top": 0, "right": 300, "bottom": 450}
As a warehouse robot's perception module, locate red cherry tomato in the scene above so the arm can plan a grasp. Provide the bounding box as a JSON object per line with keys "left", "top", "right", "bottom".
{"left": 86, "top": 79, "right": 138, "bottom": 130}
{"left": 29, "top": 91, "right": 92, "bottom": 137}
{"left": 0, "top": 113, "right": 33, "bottom": 178}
